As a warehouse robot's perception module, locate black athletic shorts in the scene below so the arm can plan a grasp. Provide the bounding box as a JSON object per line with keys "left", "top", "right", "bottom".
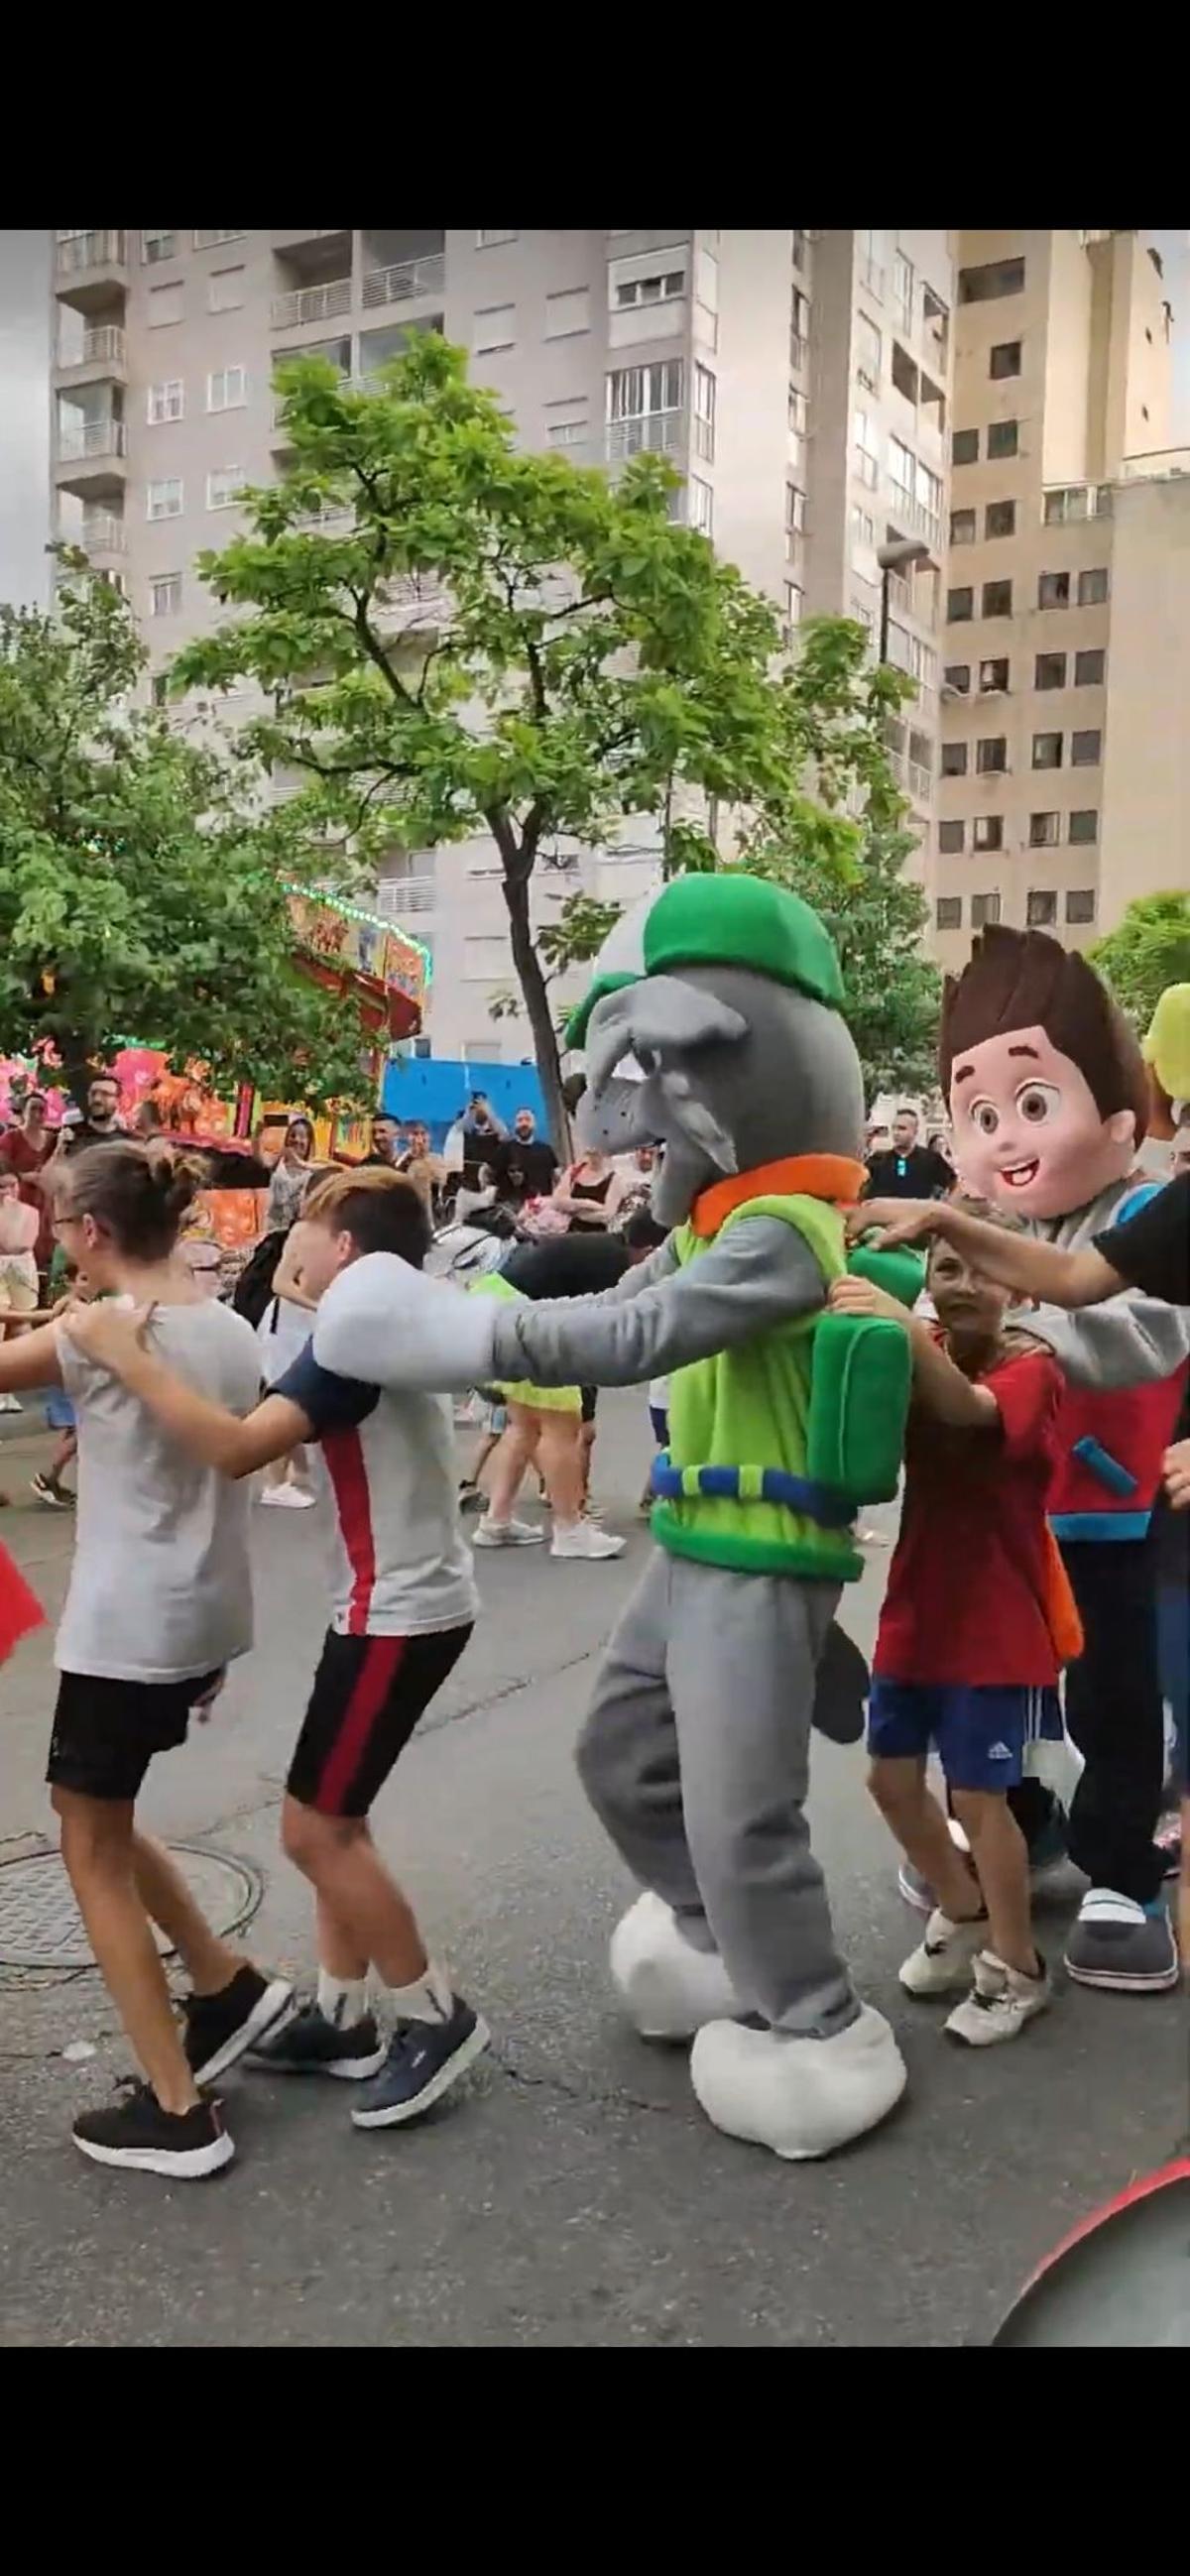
{"left": 48, "top": 1667, "right": 224, "bottom": 1803}
{"left": 286, "top": 1623, "right": 473, "bottom": 1817}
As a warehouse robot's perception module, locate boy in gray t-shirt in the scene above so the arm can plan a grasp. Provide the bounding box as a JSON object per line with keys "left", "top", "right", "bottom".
{"left": 63, "top": 1168, "right": 489, "bottom": 2137}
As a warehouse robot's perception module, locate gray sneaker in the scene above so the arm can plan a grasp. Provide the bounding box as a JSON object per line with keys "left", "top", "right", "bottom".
{"left": 1063, "top": 1890, "right": 1179, "bottom": 1992}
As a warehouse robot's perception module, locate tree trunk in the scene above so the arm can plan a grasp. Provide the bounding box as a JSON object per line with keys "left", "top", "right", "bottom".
{"left": 501, "top": 873, "right": 569, "bottom": 1156}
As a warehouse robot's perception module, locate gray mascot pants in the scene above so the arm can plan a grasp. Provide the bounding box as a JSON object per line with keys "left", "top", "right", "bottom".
{"left": 576, "top": 1552, "right": 860, "bottom": 2039}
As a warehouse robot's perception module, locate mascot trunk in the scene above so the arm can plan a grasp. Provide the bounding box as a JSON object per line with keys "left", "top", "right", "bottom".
{"left": 316, "top": 874, "right": 916, "bottom": 2160}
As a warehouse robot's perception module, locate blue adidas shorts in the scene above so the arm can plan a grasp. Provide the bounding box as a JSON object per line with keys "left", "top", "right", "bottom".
{"left": 867, "top": 1679, "right": 1063, "bottom": 1792}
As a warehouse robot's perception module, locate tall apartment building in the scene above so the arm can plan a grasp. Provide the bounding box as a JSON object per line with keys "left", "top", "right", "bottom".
{"left": 50, "top": 227, "right": 955, "bottom": 1059}
{"left": 931, "top": 229, "right": 1185, "bottom": 967}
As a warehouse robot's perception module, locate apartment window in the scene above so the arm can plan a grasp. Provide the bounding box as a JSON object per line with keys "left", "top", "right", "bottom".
{"left": 938, "top": 820, "right": 966, "bottom": 853}
{"left": 952, "top": 426, "right": 979, "bottom": 466}
{"left": 950, "top": 508, "right": 976, "bottom": 545}
{"left": 892, "top": 248, "right": 914, "bottom": 330}
{"left": 1069, "top": 809, "right": 1099, "bottom": 843}
{"left": 545, "top": 417, "right": 586, "bottom": 448}
{"left": 990, "top": 341, "right": 1021, "bottom": 380}
{"left": 854, "top": 408, "right": 880, "bottom": 489}
{"left": 151, "top": 673, "right": 169, "bottom": 707}
{"left": 148, "top": 282, "right": 184, "bottom": 327}
{"left": 474, "top": 303, "right": 517, "bottom": 355}
{"left": 1078, "top": 566, "right": 1109, "bottom": 606}
{"left": 1032, "top": 732, "right": 1063, "bottom": 769}
{"left": 147, "top": 478, "right": 182, "bottom": 521}
{"left": 1035, "top": 651, "right": 1067, "bottom": 690}
{"left": 855, "top": 312, "right": 882, "bottom": 395}
{"left": 150, "top": 572, "right": 181, "bottom": 618}
{"left": 193, "top": 230, "right": 244, "bottom": 250}
{"left": 615, "top": 268, "right": 685, "bottom": 309}
{"left": 976, "top": 737, "right": 1007, "bottom": 775}
{"left": 1075, "top": 648, "right": 1106, "bottom": 685}
{"left": 948, "top": 586, "right": 974, "bottom": 623}
{"left": 1029, "top": 811, "right": 1060, "bottom": 847}
{"left": 476, "top": 230, "right": 518, "bottom": 248}
{"left": 1066, "top": 888, "right": 1097, "bottom": 924}
{"left": 208, "top": 266, "right": 244, "bottom": 312}
{"left": 940, "top": 743, "right": 968, "bottom": 777}
{"left": 971, "top": 892, "right": 1002, "bottom": 927}
{"left": 688, "top": 476, "right": 714, "bottom": 535}
{"left": 891, "top": 339, "right": 917, "bottom": 406}
{"left": 973, "top": 815, "right": 1004, "bottom": 851}
{"left": 851, "top": 505, "right": 875, "bottom": 549}
{"left": 982, "top": 580, "right": 1012, "bottom": 618}
{"left": 784, "top": 581, "right": 804, "bottom": 632}
{"left": 986, "top": 499, "right": 1015, "bottom": 538}
{"left": 206, "top": 466, "right": 243, "bottom": 510}
{"left": 858, "top": 228, "right": 885, "bottom": 297}
{"left": 936, "top": 896, "right": 963, "bottom": 929}
{"left": 959, "top": 257, "right": 1025, "bottom": 303}
{"left": 791, "top": 229, "right": 810, "bottom": 272}
{"left": 207, "top": 366, "right": 247, "bottom": 411}
{"left": 791, "top": 286, "right": 810, "bottom": 344}
{"left": 1038, "top": 571, "right": 1070, "bottom": 609}
{"left": 1071, "top": 729, "right": 1102, "bottom": 766}
{"left": 142, "top": 230, "right": 177, "bottom": 265}
{"left": 607, "top": 359, "right": 683, "bottom": 423}
{"left": 693, "top": 363, "right": 716, "bottom": 462}
{"left": 987, "top": 417, "right": 1018, "bottom": 458}
{"left": 785, "top": 483, "right": 806, "bottom": 533}
{"left": 545, "top": 287, "right": 590, "bottom": 338}
{"left": 979, "top": 657, "right": 1010, "bottom": 692}
{"left": 147, "top": 380, "right": 183, "bottom": 424}
{"left": 944, "top": 664, "right": 971, "bottom": 694}
{"left": 1026, "top": 889, "right": 1057, "bottom": 926}
{"left": 788, "top": 386, "right": 808, "bottom": 437}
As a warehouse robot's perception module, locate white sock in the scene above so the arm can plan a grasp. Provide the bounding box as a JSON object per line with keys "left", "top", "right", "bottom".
{"left": 380, "top": 1957, "right": 452, "bottom": 2025}
{"left": 317, "top": 1971, "right": 367, "bottom": 2030}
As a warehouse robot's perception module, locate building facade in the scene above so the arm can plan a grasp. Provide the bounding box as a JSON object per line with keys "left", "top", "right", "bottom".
{"left": 50, "top": 228, "right": 956, "bottom": 1057}
{"left": 931, "top": 229, "right": 1184, "bottom": 965}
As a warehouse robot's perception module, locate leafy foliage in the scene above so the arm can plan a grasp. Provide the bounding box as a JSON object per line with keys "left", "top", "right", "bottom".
{"left": 1091, "top": 891, "right": 1190, "bottom": 1030}
{"left": 0, "top": 559, "right": 370, "bottom": 1104}
{"left": 177, "top": 337, "right": 920, "bottom": 1140}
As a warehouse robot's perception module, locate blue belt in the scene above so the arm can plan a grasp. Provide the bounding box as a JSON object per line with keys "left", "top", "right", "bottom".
{"left": 649, "top": 1455, "right": 856, "bottom": 1530}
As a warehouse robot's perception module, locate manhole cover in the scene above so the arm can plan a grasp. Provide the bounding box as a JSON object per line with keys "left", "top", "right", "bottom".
{"left": 0, "top": 1845, "right": 264, "bottom": 1970}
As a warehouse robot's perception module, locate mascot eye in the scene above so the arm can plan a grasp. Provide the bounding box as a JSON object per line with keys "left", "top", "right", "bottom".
{"left": 634, "top": 1047, "right": 658, "bottom": 1078}
{"left": 971, "top": 1100, "right": 1000, "bottom": 1137}
{"left": 1015, "top": 1082, "right": 1061, "bottom": 1125}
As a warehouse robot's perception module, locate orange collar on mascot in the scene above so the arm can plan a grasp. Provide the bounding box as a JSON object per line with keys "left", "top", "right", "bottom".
{"left": 691, "top": 1154, "right": 867, "bottom": 1237}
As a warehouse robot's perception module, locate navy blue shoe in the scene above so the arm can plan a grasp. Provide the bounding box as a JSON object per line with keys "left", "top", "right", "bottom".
{"left": 350, "top": 1997, "right": 491, "bottom": 2130}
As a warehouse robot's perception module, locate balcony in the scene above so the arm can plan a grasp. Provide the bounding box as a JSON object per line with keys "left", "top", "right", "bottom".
{"left": 375, "top": 874, "right": 437, "bottom": 918}
{"left": 1042, "top": 482, "right": 1113, "bottom": 524}
{"left": 55, "top": 417, "right": 127, "bottom": 495}
{"left": 886, "top": 478, "right": 941, "bottom": 551}
{"left": 55, "top": 230, "right": 128, "bottom": 311}
{"left": 80, "top": 514, "right": 126, "bottom": 555}
{"left": 362, "top": 252, "right": 446, "bottom": 311}
{"left": 56, "top": 322, "right": 127, "bottom": 388}
{"left": 607, "top": 409, "right": 685, "bottom": 463}
{"left": 1117, "top": 446, "right": 1190, "bottom": 484}
{"left": 890, "top": 749, "right": 932, "bottom": 805}
{"left": 270, "top": 277, "right": 351, "bottom": 330}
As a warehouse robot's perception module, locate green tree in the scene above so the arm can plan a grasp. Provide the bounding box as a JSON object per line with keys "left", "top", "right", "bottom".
{"left": 177, "top": 337, "right": 913, "bottom": 1145}
{"left": 0, "top": 557, "right": 370, "bottom": 1105}
{"left": 1091, "top": 890, "right": 1190, "bottom": 1030}
{"left": 743, "top": 813, "right": 941, "bottom": 1102}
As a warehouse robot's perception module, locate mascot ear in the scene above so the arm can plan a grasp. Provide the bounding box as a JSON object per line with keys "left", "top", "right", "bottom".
{"left": 585, "top": 975, "right": 748, "bottom": 1178}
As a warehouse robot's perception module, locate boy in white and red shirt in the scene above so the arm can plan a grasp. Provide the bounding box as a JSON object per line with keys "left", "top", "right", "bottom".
{"left": 832, "top": 1212, "right": 1075, "bottom": 2045}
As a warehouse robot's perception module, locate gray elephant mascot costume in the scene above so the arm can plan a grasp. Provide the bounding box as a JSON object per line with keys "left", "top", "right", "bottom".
{"left": 315, "top": 873, "right": 921, "bottom": 2159}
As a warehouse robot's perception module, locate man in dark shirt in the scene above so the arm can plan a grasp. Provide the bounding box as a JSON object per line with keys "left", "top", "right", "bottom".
{"left": 491, "top": 1108, "right": 558, "bottom": 1208}
{"left": 863, "top": 1107, "right": 953, "bottom": 1203}
{"left": 62, "top": 1073, "right": 127, "bottom": 1154}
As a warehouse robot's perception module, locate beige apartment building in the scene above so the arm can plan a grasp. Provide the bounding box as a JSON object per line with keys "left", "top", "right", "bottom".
{"left": 931, "top": 228, "right": 1187, "bottom": 968}
{"left": 50, "top": 227, "right": 955, "bottom": 1057}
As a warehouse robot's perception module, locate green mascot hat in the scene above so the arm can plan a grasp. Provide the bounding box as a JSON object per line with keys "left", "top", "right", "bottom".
{"left": 565, "top": 871, "right": 845, "bottom": 1048}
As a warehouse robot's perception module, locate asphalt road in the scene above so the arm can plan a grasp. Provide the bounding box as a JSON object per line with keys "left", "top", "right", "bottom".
{"left": 0, "top": 1396, "right": 1184, "bottom": 2347}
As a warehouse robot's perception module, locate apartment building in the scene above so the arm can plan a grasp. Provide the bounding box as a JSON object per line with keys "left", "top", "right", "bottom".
{"left": 931, "top": 229, "right": 1184, "bottom": 966}
{"left": 50, "top": 227, "right": 955, "bottom": 1060}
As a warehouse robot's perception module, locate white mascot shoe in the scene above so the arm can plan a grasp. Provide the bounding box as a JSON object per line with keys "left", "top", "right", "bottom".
{"left": 690, "top": 2005, "right": 907, "bottom": 2160}
{"left": 610, "top": 1891, "right": 745, "bottom": 2040}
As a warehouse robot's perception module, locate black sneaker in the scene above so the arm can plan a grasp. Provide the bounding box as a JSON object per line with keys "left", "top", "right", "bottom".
{"left": 181, "top": 1965, "right": 297, "bottom": 2083}
{"left": 31, "top": 1471, "right": 72, "bottom": 1511}
{"left": 73, "top": 2084, "right": 234, "bottom": 2178}
{"left": 250, "top": 2001, "right": 386, "bottom": 2080}
{"left": 351, "top": 1996, "right": 491, "bottom": 2130}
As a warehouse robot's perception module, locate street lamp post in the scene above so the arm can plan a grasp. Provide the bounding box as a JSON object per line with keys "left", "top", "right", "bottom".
{"left": 876, "top": 535, "right": 932, "bottom": 664}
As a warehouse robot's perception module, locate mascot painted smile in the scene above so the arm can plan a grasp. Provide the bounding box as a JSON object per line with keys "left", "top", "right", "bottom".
{"left": 315, "top": 873, "right": 918, "bottom": 2160}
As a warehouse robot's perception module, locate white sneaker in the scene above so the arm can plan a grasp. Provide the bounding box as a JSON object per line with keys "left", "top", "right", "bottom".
{"left": 550, "top": 1521, "right": 626, "bottom": 1560}
{"left": 259, "top": 1484, "right": 292, "bottom": 1507}
{"left": 899, "top": 1906, "right": 988, "bottom": 1997}
{"left": 473, "top": 1516, "right": 545, "bottom": 1548}
{"left": 945, "top": 1948, "right": 1050, "bottom": 2047}
{"left": 0, "top": 1393, "right": 22, "bottom": 1414}
{"left": 260, "top": 1482, "right": 314, "bottom": 1509}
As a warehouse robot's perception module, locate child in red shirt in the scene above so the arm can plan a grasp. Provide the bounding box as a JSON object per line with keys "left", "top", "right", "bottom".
{"left": 831, "top": 1217, "right": 1073, "bottom": 2046}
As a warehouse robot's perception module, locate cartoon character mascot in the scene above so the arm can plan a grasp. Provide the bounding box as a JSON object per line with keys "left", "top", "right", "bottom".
{"left": 315, "top": 872, "right": 923, "bottom": 2159}
{"left": 939, "top": 929, "right": 1189, "bottom": 1991}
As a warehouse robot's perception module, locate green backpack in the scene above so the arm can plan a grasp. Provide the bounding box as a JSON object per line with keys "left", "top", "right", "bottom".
{"left": 805, "top": 1240, "right": 925, "bottom": 1506}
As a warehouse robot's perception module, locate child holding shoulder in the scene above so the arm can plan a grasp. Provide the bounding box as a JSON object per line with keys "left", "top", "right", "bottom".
{"left": 831, "top": 1205, "right": 1075, "bottom": 2044}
